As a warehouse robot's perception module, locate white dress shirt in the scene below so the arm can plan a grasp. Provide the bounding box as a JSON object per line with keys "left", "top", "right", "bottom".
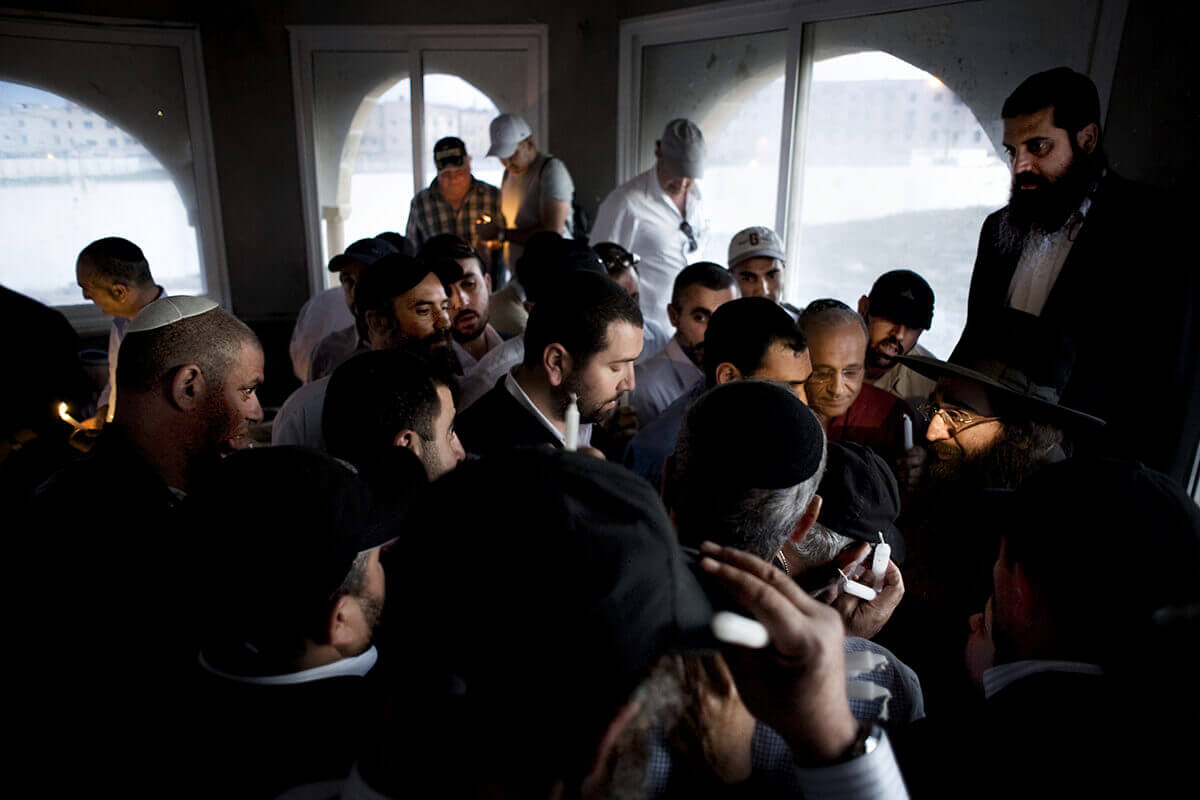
{"left": 590, "top": 168, "right": 708, "bottom": 332}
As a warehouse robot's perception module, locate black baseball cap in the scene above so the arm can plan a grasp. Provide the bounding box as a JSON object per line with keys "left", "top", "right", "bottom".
{"left": 377, "top": 449, "right": 715, "bottom": 775}
{"left": 434, "top": 136, "right": 468, "bottom": 171}
{"left": 868, "top": 269, "right": 935, "bottom": 331}
{"left": 817, "top": 441, "right": 904, "bottom": 558}
{"left": 329, "top": 237, "right": 399, "bottom": 273}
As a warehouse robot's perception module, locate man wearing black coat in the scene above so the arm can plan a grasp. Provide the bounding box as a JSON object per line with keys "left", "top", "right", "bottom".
{"left": 959, "top": 67, "right": 1198, "bottom": 484}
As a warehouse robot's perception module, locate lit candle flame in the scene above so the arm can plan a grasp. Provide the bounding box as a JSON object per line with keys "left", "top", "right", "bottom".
{"left": 58, "top": 402, "right": 83, "bottom": 431}
{"left": 479, "top": 214, "right": 491, "bottom": 224}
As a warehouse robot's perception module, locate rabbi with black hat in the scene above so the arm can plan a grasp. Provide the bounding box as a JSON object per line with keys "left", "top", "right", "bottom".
{"left": 858, "top": 269, "right": 938, "bottom": 409}
{"left": 900, "top": 308, "right": 1104, "bottom": 494}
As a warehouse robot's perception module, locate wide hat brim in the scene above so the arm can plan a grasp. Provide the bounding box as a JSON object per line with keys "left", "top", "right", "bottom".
{"left": 896, "top": 354, "right": 1106, "bottom": 430}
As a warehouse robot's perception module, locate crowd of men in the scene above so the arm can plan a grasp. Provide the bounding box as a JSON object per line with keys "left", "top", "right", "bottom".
{"left": 4, "top": 66, "right": 1199, "bottom": 798}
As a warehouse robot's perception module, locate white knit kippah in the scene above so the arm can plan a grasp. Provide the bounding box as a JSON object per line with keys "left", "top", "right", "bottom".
{"left": 127, "top": 295, "right": 219, "bottom": 333}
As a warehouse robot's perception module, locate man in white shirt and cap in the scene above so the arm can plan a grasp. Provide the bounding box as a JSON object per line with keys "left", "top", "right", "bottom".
{"left": 590, "top": 118, "right": 710, "bottom": 332}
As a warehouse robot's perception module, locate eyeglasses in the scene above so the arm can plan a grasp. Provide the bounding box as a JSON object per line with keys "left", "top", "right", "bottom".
{"left": 918, "top": 401, "right": 1002, "bottom": 437}
{"left": 679, "top": 221, "right": 698, "bottom": 253}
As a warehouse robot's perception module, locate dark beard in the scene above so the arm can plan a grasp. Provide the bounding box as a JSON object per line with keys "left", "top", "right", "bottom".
{"left": 393, "top": 329, "right": 459, "bottom": 374}
{"left": 560, "top": 373, "right": 619, "bottom": 425}
{"left": 995, "top": 148, "right": 1098, "bottom": 255}
{"left": 924, "top": 425, "right": 1059, "bottom": 493}
{"left": 867, "top": 337, "right": 906, "bottom": 370}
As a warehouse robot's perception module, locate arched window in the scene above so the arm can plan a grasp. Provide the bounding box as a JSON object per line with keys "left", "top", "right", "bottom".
{"left": 791, "top": 52, "right": 1010, "bottom": 356}
{"left": 0, "top": 80, "right": 203, "bottom": 308}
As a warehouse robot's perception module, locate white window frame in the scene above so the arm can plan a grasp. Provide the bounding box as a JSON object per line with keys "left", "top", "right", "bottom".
{"left": 0, "top": 13, "right": 229, "bottom": 335}
{"left": 617, "top": 0, "right": 1129, "bottom": 300}
{"left": 289, "top": 24, "right": 549, "bottom": 296}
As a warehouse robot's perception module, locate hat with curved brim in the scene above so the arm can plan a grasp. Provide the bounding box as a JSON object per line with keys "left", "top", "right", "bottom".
{"left": 896, "top": 353, "right": 1105, "bottom": 431}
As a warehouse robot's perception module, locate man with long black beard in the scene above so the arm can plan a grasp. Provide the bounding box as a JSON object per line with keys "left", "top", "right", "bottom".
{"left": 960, "top": 67, "right": 1197, "bottom": 484}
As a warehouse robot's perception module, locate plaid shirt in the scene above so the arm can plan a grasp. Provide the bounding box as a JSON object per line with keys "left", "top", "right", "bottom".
{"left": 405, "top": 176, "right": 503, "bottom": 251}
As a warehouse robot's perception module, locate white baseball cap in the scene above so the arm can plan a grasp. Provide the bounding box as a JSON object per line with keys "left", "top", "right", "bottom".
{"left": 486, "top": 113, "right": 533, "bottom": 159}
{"left": 728, "top": 226, "right": 786, "bottom": 268}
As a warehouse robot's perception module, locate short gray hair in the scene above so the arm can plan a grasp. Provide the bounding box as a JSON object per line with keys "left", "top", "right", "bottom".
{"left": 792, "top": 521, "right": 854, "bottom": 566}
{"left": 679, "top": 442, "right": 827, "bottom": 561}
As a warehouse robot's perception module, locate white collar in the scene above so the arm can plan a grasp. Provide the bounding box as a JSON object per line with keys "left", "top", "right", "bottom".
{"left": 199, "top": 645, "right": 378, "bottom": 686}
{"left": 503, "top": 370, "right": 592, "bottom": 447}
{"left": 982, "top": 659, "right": 1103, "bottom": 699}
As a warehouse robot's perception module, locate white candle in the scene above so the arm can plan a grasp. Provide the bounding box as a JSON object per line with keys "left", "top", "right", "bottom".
{"left": 711, "top": 610, "right": 770, "bottom": 649}
{"left": 564, "top": 393, "right": 580, "bottom": 451}
{"left": 902, "top": 413, "right": 914, "bottom": 450}
{"left": 838, "top": 568, "right": 878, "bottom": 602}
{"left": 872, "top": 534, "right": 892, "bottom": 591}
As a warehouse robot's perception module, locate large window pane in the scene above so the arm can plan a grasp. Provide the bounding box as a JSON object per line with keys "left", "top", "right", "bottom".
{"left": 0, "top": 80, "right": 201, "bottom": 307}
{"left": 791, "top": 50, "right": 1008, "bottom": 357}
{"left": 640, "top": 31, "right": 787, "bottom": 264}
{"left": 342, "top": 78, "right": 415, "bottom": 253}
{"left": 422, "top": 74, "right": 501, "bottom": 189}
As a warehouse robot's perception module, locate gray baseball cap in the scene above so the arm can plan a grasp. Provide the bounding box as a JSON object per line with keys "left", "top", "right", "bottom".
{"left": 486, "top": 113, "right": 533, "bottom": 159}
{"left": 728, "top": 226, "right": 786, "bottom": 268}
{"left": 658, "top": 119, "right": 706, "bottom": 179}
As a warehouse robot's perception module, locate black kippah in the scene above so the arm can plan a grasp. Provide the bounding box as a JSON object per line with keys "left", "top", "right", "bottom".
{"left": 682, "top": 380, "right": 824, "bottom": 492}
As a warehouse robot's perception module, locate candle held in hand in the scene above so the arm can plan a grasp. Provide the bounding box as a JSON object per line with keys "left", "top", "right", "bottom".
{"left": 57, "top": 402, "right": 83, "bottom": 432}
{"left": 564, "top": 393, "right": 580, "bottom": 451}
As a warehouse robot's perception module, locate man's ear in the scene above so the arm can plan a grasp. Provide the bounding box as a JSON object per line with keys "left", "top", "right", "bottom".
{"left": 522, "top": 300, "right": 534, "bottom": 314}
{"left": 857, "top": 295, "right": 870, "bottom": 317}
{"left": 543, "top": 343, "right": 572, "bottom": 387}
{"left": 169, "top": 365, "right": 206, "bottom": 411}
{"left": 1075, "top": 122, "right": 1099, "bottom": 155}
{"left": 484, "top": 273, "right": 493, "bottom": 293}
{"left": 109, "top": 282, "right": 130, "bottom": 304}
{"left": 327, "top": 593, "right": 368, "bottom": 654}
{"left": 789, "top": 494, "right": 823, "bottom": 543}
{"left": 667, "top": 303, "right": 681, "bottom": 329}
{"left": 579, "top": 699, "right": 643, "bottom": 800}
{"left": 364, "top": 309, "right": 388, "bottom": 337}
{"left": 392, "top": 428, "right": 424, "bottom": 457}
{"left": 714, "top": 362, "right": 742, "bottom": 385}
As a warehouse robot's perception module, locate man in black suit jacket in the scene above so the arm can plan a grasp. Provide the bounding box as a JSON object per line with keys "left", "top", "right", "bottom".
{"left": 897, "top": 457, "right": 1200, "bottom": 798}
{"left": 456, "top": 271, "right": 643, "bottom": 456}
{"left": 959, "top": 67, "right": 1198, "bottom": 484}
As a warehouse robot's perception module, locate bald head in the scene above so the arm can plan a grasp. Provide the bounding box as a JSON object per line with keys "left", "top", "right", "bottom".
{"left": 800, "top": 305, "right": 868, "bottom": 421}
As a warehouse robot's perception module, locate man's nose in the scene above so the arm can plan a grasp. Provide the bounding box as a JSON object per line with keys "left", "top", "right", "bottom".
{"left": 451, "top": 432, "right": 466, "bottom": 463}
{"left": 435, "top": 307, "right": 451, "bottom": 330}
{"left": 831, "top": 373, "right": 847, "bottom": 396}
{"left": 450, "top": 286, "right": 467, "bottom": 312}
{"left": 1012, "top": 149, "right": 1037, "bottom": 176}
{"left": 620, "top": 364, "right": 636, "bottom": 393}
{"left": 926, "top": 412, "right": 950, "bottom": 442}
{"left": 248, "top": 395, "right": 264, "bottom": 424}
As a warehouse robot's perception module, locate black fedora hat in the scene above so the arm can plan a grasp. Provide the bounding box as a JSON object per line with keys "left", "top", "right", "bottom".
{"left": 897, "top": 309, "right": 1105, "bottom": 431}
